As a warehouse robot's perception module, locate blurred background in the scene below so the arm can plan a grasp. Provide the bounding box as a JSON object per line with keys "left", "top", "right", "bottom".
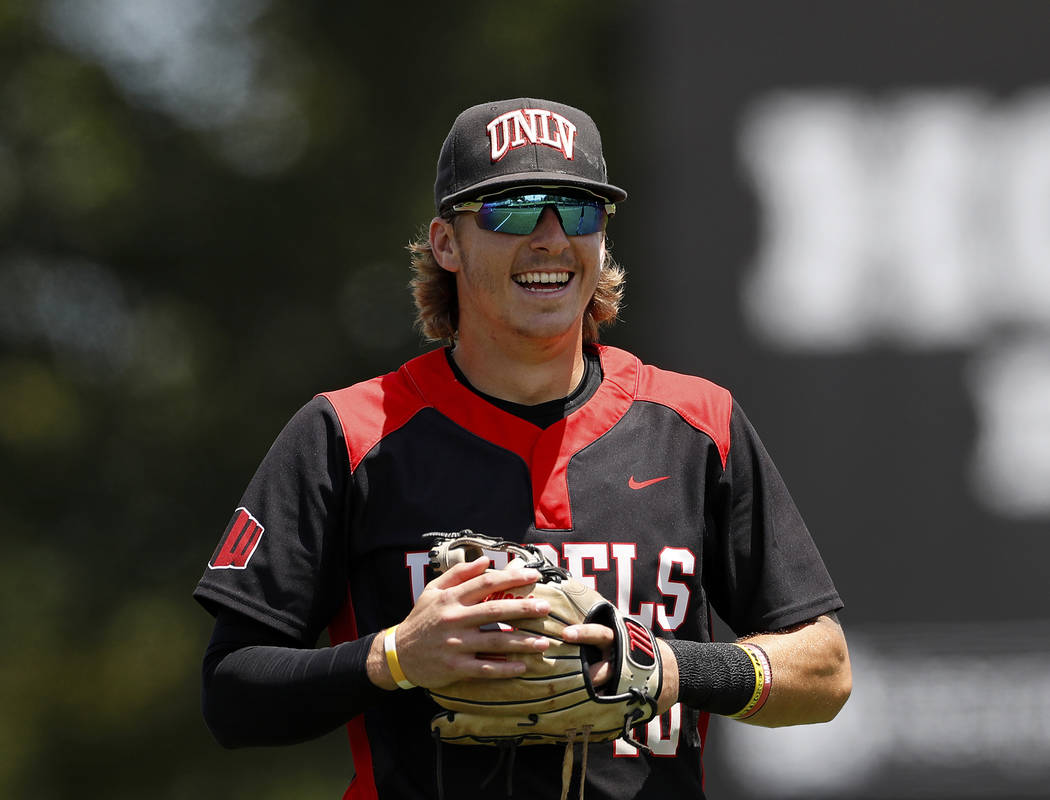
{"left": 2, "top": 1, "right": 1048, "bottom": 798}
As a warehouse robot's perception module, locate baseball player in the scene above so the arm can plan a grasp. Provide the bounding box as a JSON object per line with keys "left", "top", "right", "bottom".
{"left": 195, "top": 97, "right": 851, "bottom": 799}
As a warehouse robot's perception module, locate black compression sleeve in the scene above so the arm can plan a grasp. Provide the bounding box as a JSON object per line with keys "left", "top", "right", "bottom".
{"left": 202, "top": 609, "right": 391, "bottom": 748}
{"left": 665, "top": 639, "right": 756, "bottom": 716}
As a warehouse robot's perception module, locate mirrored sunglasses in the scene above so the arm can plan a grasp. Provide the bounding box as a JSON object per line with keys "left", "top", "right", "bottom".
{"left": 452, "top": 192, "right": 615, "bottom": 236}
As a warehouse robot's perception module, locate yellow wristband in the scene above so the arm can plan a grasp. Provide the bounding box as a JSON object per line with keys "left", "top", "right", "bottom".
{"left": 383, "top": 625, "right": 415, "bottom": 690}
{"left": 729, "top": 642, "right": 772, "bottom": 719}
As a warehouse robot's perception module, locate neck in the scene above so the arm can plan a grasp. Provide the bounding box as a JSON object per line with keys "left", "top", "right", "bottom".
{"left": 450, "top": 329, "right": 586, "bottom": 405}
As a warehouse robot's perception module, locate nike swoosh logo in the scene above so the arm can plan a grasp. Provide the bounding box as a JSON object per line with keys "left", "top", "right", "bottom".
{"left": 628, "top": 475, "right": 671, "bottom": 490}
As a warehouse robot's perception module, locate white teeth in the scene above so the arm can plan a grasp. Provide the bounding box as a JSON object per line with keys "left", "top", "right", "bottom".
{"left": 514, "top": 271, "right": 571, "bottom": 286}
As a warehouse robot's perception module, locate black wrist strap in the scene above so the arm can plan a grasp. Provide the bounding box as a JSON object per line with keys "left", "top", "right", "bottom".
{"left": 665, "top": 639, "right": 757, "bottom": 717}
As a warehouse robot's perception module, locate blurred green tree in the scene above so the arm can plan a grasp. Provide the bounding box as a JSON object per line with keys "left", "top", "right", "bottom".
{"left": 0, "top": 1, "right": 635, "bottom": 797}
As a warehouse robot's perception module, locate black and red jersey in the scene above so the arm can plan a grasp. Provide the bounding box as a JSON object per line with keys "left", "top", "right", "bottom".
{"left": 195, "top": 345, "right": 842, "bottom": 799}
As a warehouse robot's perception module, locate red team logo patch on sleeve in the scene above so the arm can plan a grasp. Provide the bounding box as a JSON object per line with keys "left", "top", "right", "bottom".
{"left": 209, "top": 507, "right": 264, "bottom": 569}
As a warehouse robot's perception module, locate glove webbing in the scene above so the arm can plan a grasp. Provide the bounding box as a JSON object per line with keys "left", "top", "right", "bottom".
{"left": 423, "top": 530, "right": 572, "bottom": 583}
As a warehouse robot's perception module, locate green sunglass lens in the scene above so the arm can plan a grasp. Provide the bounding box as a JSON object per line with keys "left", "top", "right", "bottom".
{"left": 559, "top": 204, "right": 604, "bottom": 235}
{"left": 475, "top": 197, "right": 605, "bottom": 236}
{"left": 477, "top": 207, "right": 542, "bottom": 234}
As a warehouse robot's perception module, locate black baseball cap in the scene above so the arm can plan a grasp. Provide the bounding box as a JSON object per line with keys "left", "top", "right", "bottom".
{"left": 434, "top": 98, "right": 627, "bottom": 213}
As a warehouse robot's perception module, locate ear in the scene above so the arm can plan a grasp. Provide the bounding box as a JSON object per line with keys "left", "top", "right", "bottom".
{"left": 429, "top": 217, "right": 461, "bottom": 273}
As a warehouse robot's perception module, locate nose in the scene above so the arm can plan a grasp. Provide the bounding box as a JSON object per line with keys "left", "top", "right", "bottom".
{"left": 529, "top": 207, "right": 570, "bottom": 254}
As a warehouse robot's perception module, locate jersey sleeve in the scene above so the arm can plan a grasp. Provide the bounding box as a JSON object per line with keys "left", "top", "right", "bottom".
{"left": 193, "top": 396, "right": 350, "bottom": 643}
{"left": 704, "top": 401, "right": 843, "bottom": 636}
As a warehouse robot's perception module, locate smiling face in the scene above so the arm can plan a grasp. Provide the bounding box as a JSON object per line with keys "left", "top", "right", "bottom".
{"left": 430, "top": 203, "right": 606, "bottom": 349}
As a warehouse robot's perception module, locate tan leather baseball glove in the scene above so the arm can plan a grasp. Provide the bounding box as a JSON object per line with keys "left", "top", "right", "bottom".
{"left": 423, "top": 530, "right": 662, "bottom": 750}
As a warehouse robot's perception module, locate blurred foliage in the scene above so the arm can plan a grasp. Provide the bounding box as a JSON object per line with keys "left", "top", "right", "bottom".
{"left": 0, "top": 1, "right": 638, "bottom": 797}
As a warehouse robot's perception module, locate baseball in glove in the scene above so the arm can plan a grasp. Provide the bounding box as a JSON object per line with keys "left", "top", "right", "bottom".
{"left": 423, "top": 530, "right": 663, "bottom": 756}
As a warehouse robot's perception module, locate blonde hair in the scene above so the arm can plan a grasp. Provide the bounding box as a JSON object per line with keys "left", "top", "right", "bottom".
{"left": 407, "top": 223, "right": 625, "bottom": 344}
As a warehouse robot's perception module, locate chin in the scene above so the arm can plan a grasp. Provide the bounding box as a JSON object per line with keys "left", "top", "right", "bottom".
{"left": 512, "top": 317, "right": 584, "bottom": 342}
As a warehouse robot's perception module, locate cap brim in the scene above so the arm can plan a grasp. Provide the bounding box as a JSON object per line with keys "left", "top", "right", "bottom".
{"left": 439, "top": 172, "right": 627, "bottom": 211}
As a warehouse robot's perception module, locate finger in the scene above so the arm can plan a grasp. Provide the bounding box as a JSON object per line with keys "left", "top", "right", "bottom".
{"left": 454, "top": 566, "right": 545, "bottom": 606}
{"left": 428, "top": 626, "right": 551, "bottom": 661}
{"left": 425, "top": 555, "right": 491, "bottom": 589}
{"left": 562, "top": 622, "right": 615, "bottom": 646}
{"left": 416, "top": 650, "right": 531, "bottom": 688}
{"left": 455, "top": 595, "right": 551, "bottom": 627}
{"left": 447, "top": 653, "right": 531, "bottom": 679}
{"left": 467, "top": 628, "right": 551, "bottom": 654}
{"left": 588, "top": 659, "right": 613, "bottom": 687}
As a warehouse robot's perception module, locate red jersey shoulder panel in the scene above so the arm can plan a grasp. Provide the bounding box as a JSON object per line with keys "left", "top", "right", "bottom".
{"left": 319, "top": 354, "right": 435, "bottom": 473}
{"left": 402, "top": 346, "right": 543, "bottom": 464}
{"left": 628, "top": 353, "right": 733, "bottom": 469}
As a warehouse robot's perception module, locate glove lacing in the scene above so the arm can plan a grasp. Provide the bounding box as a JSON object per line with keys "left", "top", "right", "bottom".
{"left": 559, "top": 726, "right": 591, "bottom": 800}
{"left": 433, "top": 731, "right": 521, "bottom": 800}
{"left": 433, "top": 727, "right": 597, "bottom": 800}
{"left": 479, "top": 741, "right": 518, "bottom": 798}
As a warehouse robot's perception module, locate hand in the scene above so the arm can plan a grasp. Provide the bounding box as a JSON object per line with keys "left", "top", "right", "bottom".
{"left": 368, "top": 556, "right": 554, "bottom": 691}
{"left": 562, "top": 621, "right": 614, "bottom": 686}
{"left": 564, "top": 624, "right": 679, "bottom": 714}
